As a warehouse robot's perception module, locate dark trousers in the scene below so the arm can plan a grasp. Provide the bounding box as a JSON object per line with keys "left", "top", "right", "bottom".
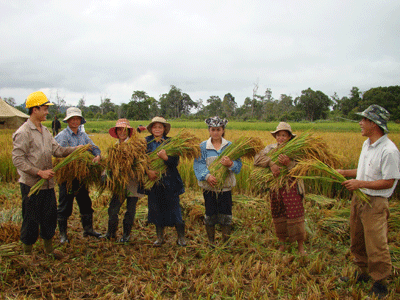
{"left": 57, "top": 180, "right": 94, "bottom": 220}
{"left": 203, "top": 190, "right": 232, "bottom": 217}
{"left": 108, "top": 195, "right": 138, "bottom": 227}
{"left": 20, "top": 183, "right": 57, "bottom": 245}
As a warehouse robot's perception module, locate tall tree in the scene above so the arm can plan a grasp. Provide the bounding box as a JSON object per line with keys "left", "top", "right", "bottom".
{"left": 204, "top": 96, "right": 223, "bottom": 117}
{"left": 361, "top": 86, "right": 400, "bottom": 121}
{"left": 159, "top": 86, "right": 197, "bottom": 118}
{"left": 221, "top": 93, "right": 237, "bottom": 118}
{"left": 3, "top": 97, "right": 16, "bottom": 106}
{"left": 295, "top": 88, "right": 332, "bottom": 121}
{"left": 78, "top": 97, "right": 86, "bottom": 111}
{"left": 100, "top": 97, "right": 115, "bottom": 114}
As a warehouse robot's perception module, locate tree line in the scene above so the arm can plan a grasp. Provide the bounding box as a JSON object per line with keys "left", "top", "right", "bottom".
{"left": 5, "top": 85, "right": 400, "bottom": 122}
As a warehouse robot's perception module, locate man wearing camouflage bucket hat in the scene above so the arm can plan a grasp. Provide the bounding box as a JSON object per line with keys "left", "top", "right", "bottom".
{"left": 338, "top": 105, "right": 400, "bottom": 299}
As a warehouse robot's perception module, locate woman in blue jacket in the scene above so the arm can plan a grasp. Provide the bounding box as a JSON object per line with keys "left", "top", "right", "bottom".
{"left": 193, "top": 116, "right": 242, "bottom": 246}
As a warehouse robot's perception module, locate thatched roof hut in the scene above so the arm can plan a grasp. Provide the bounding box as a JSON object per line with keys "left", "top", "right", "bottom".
{"left": 0, "top": 97, "right": 29, "bottom": 129}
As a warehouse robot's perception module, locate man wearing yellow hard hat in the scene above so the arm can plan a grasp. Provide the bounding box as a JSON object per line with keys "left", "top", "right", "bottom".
{"left": 12, "top": 91, "right": 80, "bottom": 258}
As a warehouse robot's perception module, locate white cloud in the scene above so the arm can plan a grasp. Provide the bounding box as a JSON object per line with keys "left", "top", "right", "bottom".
{"left": 1, "top": 0, "right": 399, "bottom": 107}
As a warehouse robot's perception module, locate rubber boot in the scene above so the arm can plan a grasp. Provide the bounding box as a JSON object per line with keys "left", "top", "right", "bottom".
{"left": 221, "top": 225, "right": 231, "bottom": 243}
{"left": 175, "top": 223, "right": 187, "bottom": 247}
{"left": 101, "top": 219, "right": 118, "bottom": 240}
{"left": 43, "top": 239, "right": 64, "bottom": 259}
{"left": 81, "top": 214, "right": 102, "bottom": 238}
{"left": 153, "top": 226, "right": 164, "bottom": 247}
{"left": 22, "top": 243, "right": 33, "bottom": 255}
{"left": 119, "top": 221, "right": 133, "bottom": 243}
{"left": 205, "top": 225, "right": 215, "bottom": 247}
{"left": 58, "top": 219, "right": 69, "bottom": 244}
{"left": 43, "top": 239, "right": 53, "bottom": 254}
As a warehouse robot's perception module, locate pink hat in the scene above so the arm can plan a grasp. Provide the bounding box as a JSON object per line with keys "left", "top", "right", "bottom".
{"left": 109, "top": 119, "right": 133, "bottom": 138}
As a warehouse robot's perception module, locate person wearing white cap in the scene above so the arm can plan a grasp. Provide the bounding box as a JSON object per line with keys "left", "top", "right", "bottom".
{"left": 55, "top": 107, "right": 102, "bottom": 243}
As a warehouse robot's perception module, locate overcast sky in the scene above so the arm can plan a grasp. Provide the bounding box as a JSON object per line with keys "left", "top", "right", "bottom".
{"left": 1, "top": 0, "right": 399, "bottom": 109}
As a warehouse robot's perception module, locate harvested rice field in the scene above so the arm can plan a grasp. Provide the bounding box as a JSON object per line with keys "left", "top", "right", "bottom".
{"left": 1, "top": 125, "right": 400, "bottom": 299}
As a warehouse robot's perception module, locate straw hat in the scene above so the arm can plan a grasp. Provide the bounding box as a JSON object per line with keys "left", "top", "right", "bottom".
{"left": 109, "top": 118, "right": 133, "bottom": 138}
{"left": 147, "top": 117, "right": 171, "bottom": 135}
{"left": 63, "top": 107, "right": 86, "bottom": 124}
{"left": 270, "top": 122, "right": 296, "bottom": 138}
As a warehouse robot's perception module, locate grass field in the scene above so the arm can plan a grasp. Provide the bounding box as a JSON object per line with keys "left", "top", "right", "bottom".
{"left": 1, "top": 122, "right": 400, "bottom": 299}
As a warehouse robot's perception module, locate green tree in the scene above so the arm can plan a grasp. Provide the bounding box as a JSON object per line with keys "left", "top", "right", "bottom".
{"left": 125, "top": 91, "right": 159, "bottom": 120}
{"left": 159, "top": 86, "right": 197, "bottom": 118}
{"left": 295, "top": 88, "right": 332, "bottom": 121}
{"left": 204, "top": 96, "right": 223, "bottom": 117}
{"left": 100, "top": 97, "right": 115, "bottom": 114}
{"left": 221, "top": 93, "right": 237, "bottom": 118}
{"left": 361, "top": 86, "right": 400, "bottom": 121}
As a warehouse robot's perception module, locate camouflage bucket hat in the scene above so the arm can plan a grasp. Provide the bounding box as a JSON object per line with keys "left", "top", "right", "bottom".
{"left": 205, "top": 116, "right": 228, "bottom": 127}
{"left": 355, "top": 104, "right": 390, "bottom": 133}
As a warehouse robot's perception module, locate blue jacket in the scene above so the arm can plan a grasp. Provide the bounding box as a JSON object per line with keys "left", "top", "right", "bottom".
{"left": 193, "top": 137, "right": 242, "bottom": 191}
{"left": 141, "top": 135, "right": 185, "bottom": 196}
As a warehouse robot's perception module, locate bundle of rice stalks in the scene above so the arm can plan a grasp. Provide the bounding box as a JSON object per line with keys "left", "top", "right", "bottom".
{"left": 103, "top": 137, "right": 148, "bottom": 199}
{"left": 28, "top": 144, "right": 92, "bottom": 196}
{"left": 53, "top": 151, "right": 105, "bottom": 191}
{"left": 142, "top": 130, "right": 201, "bottom": 190}
{"left": 289, "top": 159, "right": 370, "bottom": 204}
{"left": 304, "top": 194, "right": 337, "bottom": 207}
{"left": 248, "top": 132, "right": 341, "bottom": 195}
{"left": 208, "top": 136, "right": 264, "bottom": 191}
{"left": 0, "top": 242, "right": 18, "bottom": 257}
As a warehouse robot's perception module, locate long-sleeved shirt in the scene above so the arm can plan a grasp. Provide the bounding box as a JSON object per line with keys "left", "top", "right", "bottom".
{"left": 193, "top": 137, "right": 242, "bottom": 192}
{"left": 55, "top": 126, "right": 101, "bottom": 157}
{"left": 12, "top": 119, "right": 76, "bottom": 189}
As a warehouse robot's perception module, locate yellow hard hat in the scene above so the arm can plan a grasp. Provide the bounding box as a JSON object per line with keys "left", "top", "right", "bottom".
{"left": 25, "top": 91, "right": 54, "bottom": 108}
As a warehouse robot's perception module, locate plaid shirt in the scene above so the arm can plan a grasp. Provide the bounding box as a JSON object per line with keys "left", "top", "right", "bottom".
{"left": 55, "top": 126, "right": 101, "bottom": 157}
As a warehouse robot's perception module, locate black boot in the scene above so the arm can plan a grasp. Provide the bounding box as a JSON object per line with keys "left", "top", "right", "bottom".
{"left": 175, "top": 223, "right": 187, "bottom": 247}
{"left": 205, "top": 225, "right": 215, "bottom": 247}
{"left": 119, "top": 221, "right": 133, "bottom": 243}
{"left": 101, "top": 219, "right": 118, "bottom": 240}
{"left": 154, "top": 226, "right": 164, "bottom": 246}
{"left": 81, "top": 214, "right": 102, "bottom": 238}
{"left": 221, "top": 225, "right": 231, "bottom": 243}
{"left": 58, "top": 219, "right": 69, "bottom": 244}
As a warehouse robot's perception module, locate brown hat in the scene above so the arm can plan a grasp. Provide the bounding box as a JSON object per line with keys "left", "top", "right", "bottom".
{"left": 147, "top": 116, "right": 171, "bottom": 135}
{"left": 109, "top": 118, "right": 133, "bottom": 138}
{"left": 270, "top": 122, "right": 296, "bottom": 138}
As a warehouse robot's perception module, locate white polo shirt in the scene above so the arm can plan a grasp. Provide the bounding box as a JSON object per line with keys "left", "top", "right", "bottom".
{"left": 356, "top": 134, "right": 400, "bottom": 198}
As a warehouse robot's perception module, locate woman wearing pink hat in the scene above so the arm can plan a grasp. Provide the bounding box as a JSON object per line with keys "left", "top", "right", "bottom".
{"left": 102, "top": 119, "right": 144, "bottom": 243}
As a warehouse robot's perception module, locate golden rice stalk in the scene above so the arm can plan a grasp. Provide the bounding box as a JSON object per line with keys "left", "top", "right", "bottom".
{"left": 0, "top": 242, "right": 18, "bottom": 257}
{"left": 304, "top": 194, "right": 337, "bottom": 207}
{"left": 208, "top": 137, "right": 264, "bottom": 190}
{"left": 103, "top": 137, "right": 148, "bottom": 200}
{"left": 28, "top": 144, "right": 92, "bottom": 196}
{"left": 142, "top": 130, "right": 201, "bottom": 190}
{"left": 53, "top": 152, "right": 105, "bottom": 190}
{"left": 248, "top": 132, "right": 341, "bottom": 195}
{"left": 289, "top": 158, "right": 370, "bottom": 204}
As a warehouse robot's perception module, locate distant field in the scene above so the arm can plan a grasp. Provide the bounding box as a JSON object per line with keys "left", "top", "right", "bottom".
{"left": 42, "top": 119, "right": 400, "bottom": 133}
